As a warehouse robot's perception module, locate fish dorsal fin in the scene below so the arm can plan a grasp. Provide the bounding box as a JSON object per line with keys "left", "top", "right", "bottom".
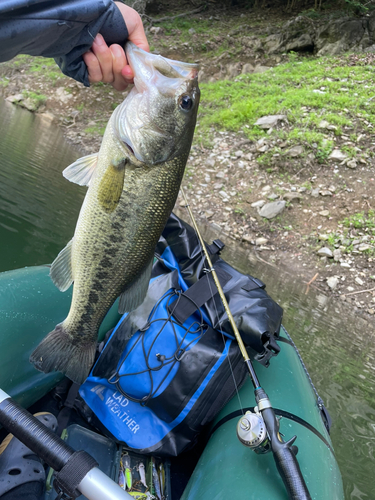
{"left": 118, "top": 257, "right": 153, "bottom": 314}
{"left": 63, "top": 153, "right": 98, "bottom": 186}
{"left": 98, "top": 158, "right": 127, "bottom": 213}
{"left": 50, "top": 238, "right": 74, "bottom": 292}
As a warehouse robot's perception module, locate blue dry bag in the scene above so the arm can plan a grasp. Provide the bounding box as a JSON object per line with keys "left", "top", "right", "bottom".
{"left": 79, "top": 214, "right": 283, "bottom": 456}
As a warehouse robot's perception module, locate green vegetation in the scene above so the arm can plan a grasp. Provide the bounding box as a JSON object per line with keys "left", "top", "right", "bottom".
{"left": 196, "top": 55, "right": 375, "bottom": 159}
{"left": 84, "top": 122, "right": 107, "bottom": 136}
{"left": 342, "top": 210, "right": 375, "bottom": 232}
{"left": 316, "top": 211, "right": 375, "bottom": 255}
{"left": 22, "top": 90, "right": 47, "bottom": 108}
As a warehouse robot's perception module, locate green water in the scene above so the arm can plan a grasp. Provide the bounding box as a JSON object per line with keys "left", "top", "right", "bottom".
{"left": 0, "top": 98, "right": 84, "bottom": 272}
{"left": 0, "top": 98, "right": 374, "bottom": 499}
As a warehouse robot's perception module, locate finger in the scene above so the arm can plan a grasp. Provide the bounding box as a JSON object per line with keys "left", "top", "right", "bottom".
{"left": 91, "top": 34, "right": 114, "bottom": 83}
{"left": 83, "top": 50, "right": 103, "bottom": 83}
{"left": 110, "top": 44, "right": 129, "bottom": 92}
{"left": 121, "top": 65, "right": 134, "bottom": 84}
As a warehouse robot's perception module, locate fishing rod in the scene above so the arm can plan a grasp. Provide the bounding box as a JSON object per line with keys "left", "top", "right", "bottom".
{"left": 180, "top": 188, "right": 312, "bottom": 500}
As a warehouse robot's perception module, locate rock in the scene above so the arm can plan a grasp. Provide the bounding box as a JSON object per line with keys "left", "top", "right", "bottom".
{"left": 286, "top": 145, "right": 304, "bottom": 157}
{"left": 358, "top": 244, "right": 371, "bottom": 252}
{"left": 150, "top": 26, "right": 162, "bottom": 35}
{"left": 215, "top": 171, "right": 226, "bottom": 179}
{"left": 318, "top": 120, "right": 330, "bottom": 129}
{"left": 283, "top": 192, "right": 301, "bottom": 202}
{"left": 315, "top": 17, "right": 368, "bottom": 56}
{"left": 311, "top": 188, "right": 320, "bottom": 198}
{"left": 319, "top": 210, "right": 330, "bottom": 217}
{"left": 21, "top": 98, "right": 39, "bottom": 112}
{"left": 265, "top": 17, "right": 314, "bottom": 54}
{"left": 347, "top": 159, "right": 357, "bottom": 169}
{"left": 188, "top": 28, "right": 196, "bottom": 34}
{"left": 213, "top": 183, "right": 223, "bottom": 190}
{"left": 258, "top": 200, "right": 286, "bottom": 219}
{"left": 317, "top": 247, "right": 333, "bottom": 258}
{"left": 206, "top": 158, "right": 216, "bottom": 168}
{"left": 255, "top": 237, "right": 269, "bottom": 246}
{"left": 234, "top": 150, "right": 243, "bottom": 158}
{"left": 253, "top": 65, "right": 271, "bottom": 74}
{"left": 355, "top": 277, "right": 364, "bottom": 286}
{"left": 254, "top": 115, "right": 287, "bottom": 129}
{"left": 55, "top": 87, "right": 72, "bottom": 104}
{"left": 333, "top": 249, "right": 342, "bottom": 261}
{"left": 329, "top": 149, "right": 347, "bottom": 160}
{"left": 251, "top": 200, "right": 266, "bottom": 208}
{"left": 268, "top": 193, "right": 279, "bottom": 200}
{"left": 227, "top": 62, "right": 242, "bottom": 79}
{"left": 242, "top": 63, "right": 255, "bottom": 74}
{"left": 6, "top": 93, "right": 24, "bottom": 103}
{"left": 320, "top": 190, "right": 333, "bottom": 196}
{"left": 263, "top": 34, "right": 283, "bottom": 53}
{"left": 205, "top": 210, "right": 214, "bottom": 218}
{"left": 340, "top": 262, "right": 351, "bottom": 268}
{"left": 261, "top": 185, "right": 272, "bottom": 193}
{"left": 327, "top": 277, "right": 339, "bottom": 290}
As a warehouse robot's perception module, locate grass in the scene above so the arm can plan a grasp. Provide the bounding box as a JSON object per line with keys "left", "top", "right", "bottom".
{"left": 22, "top": 90, "right": 47, "bottom": 107}
{"left": 316, "top": 210, "right": 375, "bottom": 255}
{"left": 342, "top": 210, "right": 375, "bottom": 232}
{"left": 196, "top": 54, "right": 375, "bottom": 157}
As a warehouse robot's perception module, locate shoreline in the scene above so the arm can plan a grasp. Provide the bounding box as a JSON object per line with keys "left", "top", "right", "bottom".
{"left": 0, "top": 5, "right": 374, "bottom": 319}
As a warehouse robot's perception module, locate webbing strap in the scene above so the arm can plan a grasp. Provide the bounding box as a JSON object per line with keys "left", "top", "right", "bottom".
{"left": 57, "top": 382, "right": 81, "bottom": 436}
{"left": 168, "top": 266, "right": 232, "bottom": 324}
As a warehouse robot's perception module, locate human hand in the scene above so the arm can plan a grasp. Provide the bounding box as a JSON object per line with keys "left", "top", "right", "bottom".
{"left": 83, "top": 2, "right": 149, "bottom": 91}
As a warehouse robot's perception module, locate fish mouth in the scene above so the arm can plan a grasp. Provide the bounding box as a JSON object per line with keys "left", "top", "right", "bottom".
{"left": 125, "top": 42, "right": 199, "bottom": 83}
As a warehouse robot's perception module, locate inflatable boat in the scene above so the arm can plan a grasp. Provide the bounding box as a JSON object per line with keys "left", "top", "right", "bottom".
{"left": 0, "top": 217, "right": 344, "bottom": 500}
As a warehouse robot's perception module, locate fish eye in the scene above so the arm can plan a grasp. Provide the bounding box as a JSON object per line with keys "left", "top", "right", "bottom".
{"left": 179, "top": 95, "right": 193, "bottom": 111}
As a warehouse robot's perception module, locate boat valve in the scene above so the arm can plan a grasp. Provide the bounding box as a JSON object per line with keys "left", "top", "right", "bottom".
{"left": 236, "top": 409, "right": 270, "bottom": 454}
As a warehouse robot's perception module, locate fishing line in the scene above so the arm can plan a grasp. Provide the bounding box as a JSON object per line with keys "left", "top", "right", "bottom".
{"left": 180, "top": 187, "right": 244, "bottom": 416}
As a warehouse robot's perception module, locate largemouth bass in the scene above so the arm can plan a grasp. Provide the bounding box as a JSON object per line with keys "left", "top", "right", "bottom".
{"left": 30, "top": 43, "right": 200, "bottom": 384}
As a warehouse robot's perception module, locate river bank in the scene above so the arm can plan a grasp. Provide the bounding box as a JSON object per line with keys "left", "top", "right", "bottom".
{"left": 0, "top": 2, "right": 374, "bottom": 317}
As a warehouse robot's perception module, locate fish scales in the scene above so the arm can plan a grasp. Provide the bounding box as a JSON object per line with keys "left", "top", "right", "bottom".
{"left": 30, "top": 43, "right": 200, "bottom": 384}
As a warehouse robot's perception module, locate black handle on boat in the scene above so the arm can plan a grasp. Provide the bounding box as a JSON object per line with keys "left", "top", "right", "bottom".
{"left": 0, "top": 389, "right": 133, "bottom": 500}
{"left": 255, "top": 388, "right": 312, "bottom": 500}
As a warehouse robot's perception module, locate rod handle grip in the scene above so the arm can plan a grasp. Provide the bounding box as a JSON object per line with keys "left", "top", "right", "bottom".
{"left": 273, "top": 442, "right": 312, "bottom": 500}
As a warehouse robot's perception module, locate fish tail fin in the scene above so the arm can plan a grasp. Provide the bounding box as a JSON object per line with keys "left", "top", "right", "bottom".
{"left": 29, "top": 324, "right": 96, "bottom": 385}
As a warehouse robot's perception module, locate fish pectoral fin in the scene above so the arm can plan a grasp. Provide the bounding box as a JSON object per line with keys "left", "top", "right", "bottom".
{"left": 98, "top": 158, "right": 127, "bottom": 213}
{"left": 63, "top": 153, "right": 98, "bottom": 186}
{"left": 50, "top": 238, "right": 74, "bottom": 292}
{"left": 118, "top": 257, "right": 153, "bottom": 314}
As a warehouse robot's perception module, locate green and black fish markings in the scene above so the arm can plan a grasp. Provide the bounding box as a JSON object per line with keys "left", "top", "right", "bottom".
{"left": 30, "top": 43, "right": 200, "bottom": 384}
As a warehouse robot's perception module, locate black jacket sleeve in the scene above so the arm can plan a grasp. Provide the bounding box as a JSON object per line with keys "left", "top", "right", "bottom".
{"left": 0, "top": 0, "right": 128, "bottom": 86}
